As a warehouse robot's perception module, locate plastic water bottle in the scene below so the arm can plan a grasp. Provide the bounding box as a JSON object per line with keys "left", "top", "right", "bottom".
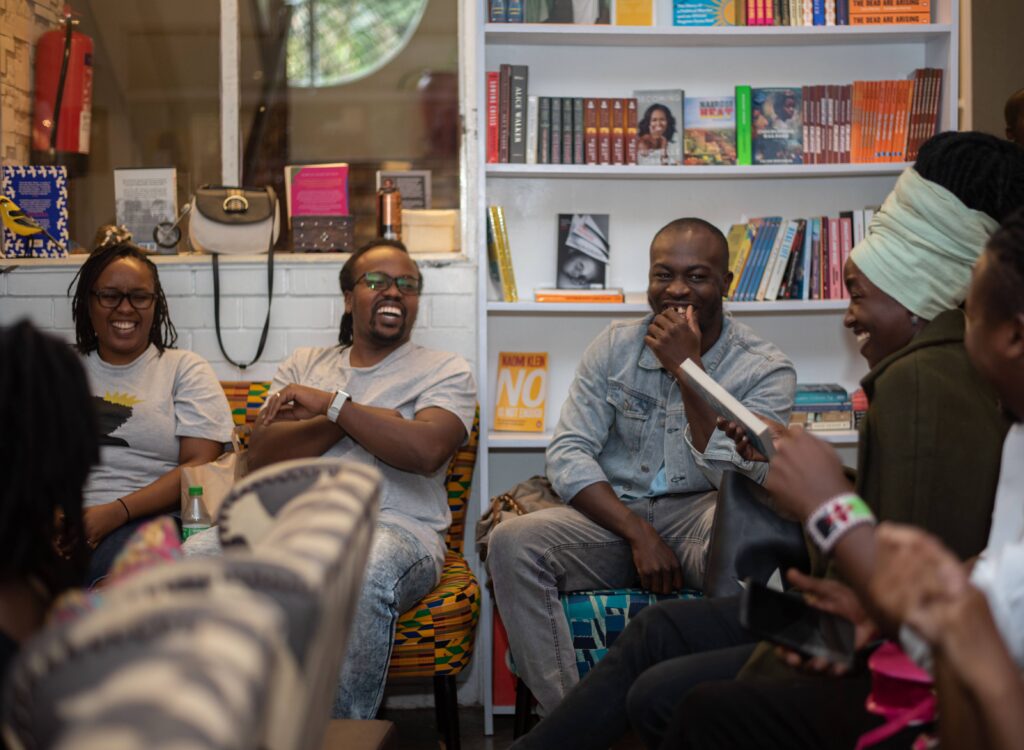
{"left": 182, "top": 485, "right": 212, "bottom": 541}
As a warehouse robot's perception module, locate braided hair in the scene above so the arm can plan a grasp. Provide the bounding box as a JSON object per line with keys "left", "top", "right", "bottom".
{"left": 68, "top": 240, "right": 177, "bottom": 355}
{"left": 914, "top": 131, "right": 1024, "bottom": 223}
{"left": 337, "top": 239, "right": 418, "bottom": 348}
{"left": 984, "top": 207, "right": 1024, "bottom": 320}
{"left": 0, "top": 321, "right": 97, "bottom": 592}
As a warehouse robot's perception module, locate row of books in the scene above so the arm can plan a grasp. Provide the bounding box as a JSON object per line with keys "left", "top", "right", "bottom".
{"left": 788, "top": 384, "right": 863, "bottom": 432}
{"left": 734, "top": 0, "right": 930, "bottom": 26}
{"left": 726, "top": 209, "right": 876, "bottom": 302}
{"left": 800, "top": 70, "right": 942, "bottom": 164}
{"left": 488, "top": 0, "right": 930, "bottom": 26}
{"left": 487, "top": 66, "right": 942, "bottom": 166}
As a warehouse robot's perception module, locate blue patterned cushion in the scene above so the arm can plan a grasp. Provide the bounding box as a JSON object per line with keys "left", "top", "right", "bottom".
{"left": 561, "top": 589, "right": 702, "bottom": 677}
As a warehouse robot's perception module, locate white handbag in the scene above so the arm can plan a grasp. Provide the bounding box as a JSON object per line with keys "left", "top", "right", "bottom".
{"left": 189, "top": 185, "right": 280, "bottom": 369}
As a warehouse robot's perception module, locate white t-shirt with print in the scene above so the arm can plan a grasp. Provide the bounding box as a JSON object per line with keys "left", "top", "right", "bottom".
{"left": 272, "top": 342, "right": 477, "bottom": 575}
{"left": 82, "top": 345, "right": 234, "bottom": 509}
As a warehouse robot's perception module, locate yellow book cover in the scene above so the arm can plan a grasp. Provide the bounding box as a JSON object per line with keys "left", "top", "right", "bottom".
{"left": 726, "top": 220, "right": 757, "bottom": 299}
{"left": 494, "top": 352, "right": 548, "bottom": 432}
{"left": 616, "top": 0, "right": 654, "bottom": 25}
{"left": 488, "top": 206, "right": 519, "bottom": 302}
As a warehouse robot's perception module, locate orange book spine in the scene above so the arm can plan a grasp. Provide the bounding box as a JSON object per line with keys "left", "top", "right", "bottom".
{"left": 850, "top": 11, "right": 930, "bottom": 23}
{"left": 584, "top": 98, "right": 599, "bottom": 165}
{"left": 625, "top": 98, "right": 638, "bottom": 165}
{"left": 612, "top": 98, "right": 625, "bottom": 165}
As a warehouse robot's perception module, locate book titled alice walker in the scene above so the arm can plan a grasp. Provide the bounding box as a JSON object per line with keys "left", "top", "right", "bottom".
{"left": 509, "top": 65, "right": 529, "bottom": 164}
{"left": 494, "top": 352, "right": 548, "bottom": 432}
{"left": 1, "top": 165, "right": 68, "bottom": 258}
{"left": 114, "top": 167, "right": 177, "bottom": 252}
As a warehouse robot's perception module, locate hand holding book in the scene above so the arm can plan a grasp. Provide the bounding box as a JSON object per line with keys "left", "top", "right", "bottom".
{"left": 716, "top": 415, "right": 789, "bottom": 463}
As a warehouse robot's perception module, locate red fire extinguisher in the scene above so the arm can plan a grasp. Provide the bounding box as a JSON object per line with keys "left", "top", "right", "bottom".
{"left": 31, "top": 5, "right": 93, "bottom": 174}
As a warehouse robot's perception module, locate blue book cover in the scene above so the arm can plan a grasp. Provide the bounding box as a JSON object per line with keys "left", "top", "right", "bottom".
{"left": 506, "top": 0, "right": 524, "bottom": 22}
{"left": 673, "top": 0, "right": 734, "bottom": 25}
{"left": 812, "top": 0, "right": 825, "bottom": 24}
{"left": 744, "top": 217, "right": 783, "bottom": 301}
{"left": 489, "top": 0, "right": 507, "bottom": 22}
{"left": 752, "top": 88, "right": 803, "bottom": 165}
{"left": 1, "top": 165, "right": 68, "bottom": 258}
{"left": 738, "top": 217, "right": 780, "bottom": 301}
{"left": 735, "top": 218, "right": 770, "bottom": 301}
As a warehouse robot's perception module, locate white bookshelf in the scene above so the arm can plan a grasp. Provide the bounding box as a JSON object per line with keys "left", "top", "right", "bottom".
{"left": 472, "top": 3, "right": 958, "bottom": 731}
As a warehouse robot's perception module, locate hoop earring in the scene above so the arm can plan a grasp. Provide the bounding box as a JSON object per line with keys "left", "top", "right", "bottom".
{"left": 910, "top": 314, "right": 920, "bottom": 327}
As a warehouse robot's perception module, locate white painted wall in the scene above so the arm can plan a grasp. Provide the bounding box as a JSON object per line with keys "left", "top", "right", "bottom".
{"left": 0, "top": 253, "right": 476, "bottom": 380}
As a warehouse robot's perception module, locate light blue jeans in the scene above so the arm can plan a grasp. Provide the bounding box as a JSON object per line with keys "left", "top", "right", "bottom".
{"left": 333, "top": 521, "right": 438, "bottom": 718}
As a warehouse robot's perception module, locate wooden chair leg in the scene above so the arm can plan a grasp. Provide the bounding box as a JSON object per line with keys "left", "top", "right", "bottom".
{"left": 433, "top": 675, "right": 460, "bottom": 750}
{"left": 513, "top": 677, "right": 534, "bottom": 739}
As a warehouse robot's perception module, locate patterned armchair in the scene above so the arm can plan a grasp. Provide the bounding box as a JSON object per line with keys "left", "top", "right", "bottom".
{"left": 221, "top": 383, "right": 481, "bottom": 750}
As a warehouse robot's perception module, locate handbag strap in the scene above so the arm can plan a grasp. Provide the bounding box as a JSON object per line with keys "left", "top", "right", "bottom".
{"left": 212, "top": 188, "right": 276, "bottom": 370}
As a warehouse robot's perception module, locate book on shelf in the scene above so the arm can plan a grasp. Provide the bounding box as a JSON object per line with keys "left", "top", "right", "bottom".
{"left": 1, "top": 165, "right": 68, "bottom": 258}
{"left": 509, "top": 66, "right": 529, "bottom": 164}
{"left": 736, "top": 85, "right": 753, "bottom": 165}
{"left": 285, "top": 163, "right": 352, "bottom": 252}
{"left": 113, "top": 167, "right": 177, "bottom": 252}
{"left": 494, "top": 352, "right": 549, "bottom": 432}
{"left": 635, "top": 90, "right": 684, "bottom": 166}
{"left": 486, "top": 72, "right": 500, "bottom": 164}
{"left": 684, "top": 95, "right": 737, "bottom": 166}
{"left": 487, "top": 206, "right": 519, "bottom": 302}
{"left": 673, "top": 0, "right": 737, "bottom": 25}
{"left": 616, "top": 0, "right": 654, "bottom": 24}
{"left": 789, "top": 409, "right": 854, "bottom": 431}
{"left": 534, "top": 287, "right": 625, "bottom": 303}
{"left": 526, "top": 95, "right": 539, "bottom": 165}
{"left": 490, "top": 0, "right": 610, "bottom": 22}
{"left": 557, "top": 213, "right": 610, "bottom": 289}
{"left": 752, "top": 87, "right": 804, "bottom": 165}
{"left": 796, "top": 383, "right": 850, "bottom": 404}
{"left": 498, "top": 64, "right": 512, "bottom": 163}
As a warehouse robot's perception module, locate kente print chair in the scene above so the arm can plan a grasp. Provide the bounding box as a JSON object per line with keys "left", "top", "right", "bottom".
{"left": 512, "top": 470, "right": 810, "bottom": 738}
{"left": 221, "top": 382, "right": 481, "bottom": 750}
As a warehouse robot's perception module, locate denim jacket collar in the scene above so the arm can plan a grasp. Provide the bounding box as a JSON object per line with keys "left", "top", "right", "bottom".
{"left": 637, "top": 313, "right": 732, "bottom": 375}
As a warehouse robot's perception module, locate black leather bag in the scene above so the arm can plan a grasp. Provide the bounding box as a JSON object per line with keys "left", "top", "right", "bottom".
{"left": 702, "top": 470, "right": 811, "bottom": 598}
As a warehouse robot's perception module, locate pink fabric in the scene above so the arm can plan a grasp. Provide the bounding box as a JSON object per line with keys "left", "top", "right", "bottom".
{"left": 856, "top": 642, "right": 936, "bottom": 750}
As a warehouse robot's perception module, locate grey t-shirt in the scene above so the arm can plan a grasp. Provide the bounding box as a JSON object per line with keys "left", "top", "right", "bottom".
{"left": 82, "top": 346, "right": 234, "bottom": 509}
{"left": 272, "top": 342, "right": 477, "bottom": 574}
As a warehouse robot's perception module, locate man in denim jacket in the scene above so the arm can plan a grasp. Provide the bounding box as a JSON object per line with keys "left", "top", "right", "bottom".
{"left": 489, "top": 218, "right": 796, "bottom": 714}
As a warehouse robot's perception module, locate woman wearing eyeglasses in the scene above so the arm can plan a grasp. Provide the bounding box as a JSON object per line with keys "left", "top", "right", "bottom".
{"left": 68, "top": 238, "right": 233, "bottom": 585}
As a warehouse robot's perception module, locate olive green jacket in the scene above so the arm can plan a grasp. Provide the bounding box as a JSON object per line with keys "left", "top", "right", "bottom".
{"left": 742, "top": 309, "right": 1008, "bottom": 678}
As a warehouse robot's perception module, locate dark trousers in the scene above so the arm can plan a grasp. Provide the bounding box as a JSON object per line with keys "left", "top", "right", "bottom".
{"left": 511, "top": 595, "right": 757, "bottom": 750}
{"left": 677, "top": 675, "right": 924, "bottom": 750}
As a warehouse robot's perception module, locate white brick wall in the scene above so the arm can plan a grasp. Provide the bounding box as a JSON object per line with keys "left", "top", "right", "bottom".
{"left": 0, "top": 254, "right": 478, "bottom": 381}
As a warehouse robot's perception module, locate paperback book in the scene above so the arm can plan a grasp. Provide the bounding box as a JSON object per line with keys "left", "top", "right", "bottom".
{"left": 752, "top": 87, "right": 804, "bottom": 164}
{"left": 494, "top": 352, "right": 549, "bottom": 432}
{"left": 673, "top": 0, "right": 737, "bottom": 25}
{"left": 1, "top": 165, "right": 68, "bottom": 258}
{"left": 556, "top": 213, "right": 610, "bottom": 289}
{"left": 114, "top": 167, "right": 177, "bottom": 252}
{"left": 684, "top": 95, "right": 737, "bottom": 165}
{"left": 634, "top": 90, "right": 685, "bottom": 166}
{"left": 523, "top": 0, "right": 610, "bottom": 22}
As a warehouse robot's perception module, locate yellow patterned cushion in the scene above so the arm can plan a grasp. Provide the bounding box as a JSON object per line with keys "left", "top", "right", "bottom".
{"left": 389, "top": 550, "right": 480, "bottom": 678}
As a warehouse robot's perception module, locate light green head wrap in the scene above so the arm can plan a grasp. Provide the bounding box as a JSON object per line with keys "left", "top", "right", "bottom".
{"left": 849, "top": 167, "right": 999, "bottom": 321}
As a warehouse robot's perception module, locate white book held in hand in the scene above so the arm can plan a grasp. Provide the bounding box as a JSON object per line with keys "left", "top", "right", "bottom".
{"left": 679, "top": 358, "right": 776, "bottom": 458}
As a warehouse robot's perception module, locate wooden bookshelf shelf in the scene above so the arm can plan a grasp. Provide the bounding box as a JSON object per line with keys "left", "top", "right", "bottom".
{"left": 486, "top": 163, "right": 911, "bottom": 180}
{"left": 484, "top": 23, "right": 954, "bottom": 47}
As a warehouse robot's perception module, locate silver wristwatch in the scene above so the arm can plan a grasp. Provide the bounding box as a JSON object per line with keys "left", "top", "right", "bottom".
{"left": 326, "top": 389, "right": 351, "bottom": 423}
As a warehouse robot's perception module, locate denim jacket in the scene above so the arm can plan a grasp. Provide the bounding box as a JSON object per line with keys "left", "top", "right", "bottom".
{"left": 546, "top": 314, "right": 796, "bottom": 504}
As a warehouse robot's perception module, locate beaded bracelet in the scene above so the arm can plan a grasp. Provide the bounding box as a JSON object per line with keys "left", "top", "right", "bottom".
{"left": 805, "top": 493, "right": 874, "bottom": 555}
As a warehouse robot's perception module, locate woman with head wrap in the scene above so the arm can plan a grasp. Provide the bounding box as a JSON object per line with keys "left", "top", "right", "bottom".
{"left": 506, "top": 131, "right": 1024, "bottom": 750}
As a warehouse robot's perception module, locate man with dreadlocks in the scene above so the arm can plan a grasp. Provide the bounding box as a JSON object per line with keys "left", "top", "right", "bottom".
{"left": 249, "top": 238, "right": 476, "bottom": 720}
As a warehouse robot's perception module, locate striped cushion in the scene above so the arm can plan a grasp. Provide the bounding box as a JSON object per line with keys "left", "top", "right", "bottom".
{"left": 389, "top": 551, "right": 481, "bottom": 678}
{"left": 561, "top": 589, "right": 703, "bottom": 677}
{"left": 221, "top": 380, "right": 271, "bottom": 448}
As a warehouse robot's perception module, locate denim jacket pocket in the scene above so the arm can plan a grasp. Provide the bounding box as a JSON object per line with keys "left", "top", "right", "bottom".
{"left": 606, "top": 381, "right": 654, "bottom": 455}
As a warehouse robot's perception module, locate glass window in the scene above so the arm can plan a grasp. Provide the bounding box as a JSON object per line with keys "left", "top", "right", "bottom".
{"left": 60, "top": 1, "right": 222, "bottom": 250}
{"left": 240, "top": 0, "right": 459, "bottom": 249}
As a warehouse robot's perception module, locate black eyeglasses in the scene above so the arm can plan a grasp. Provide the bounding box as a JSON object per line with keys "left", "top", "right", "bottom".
{"left": 357, "top": 271, "right": 422, "bottom": 296}
{"left": 91, "top": 289, "right": 158, "bottom": 310}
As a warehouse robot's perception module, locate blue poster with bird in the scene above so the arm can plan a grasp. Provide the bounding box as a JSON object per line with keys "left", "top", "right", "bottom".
{"left": 1, "top": 165, "right": 68, "bottom": 258}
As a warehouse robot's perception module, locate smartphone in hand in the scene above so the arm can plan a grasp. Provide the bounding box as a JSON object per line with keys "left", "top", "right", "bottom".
{"left": 739, "top": 580, "right": 855, "bottom": 668}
